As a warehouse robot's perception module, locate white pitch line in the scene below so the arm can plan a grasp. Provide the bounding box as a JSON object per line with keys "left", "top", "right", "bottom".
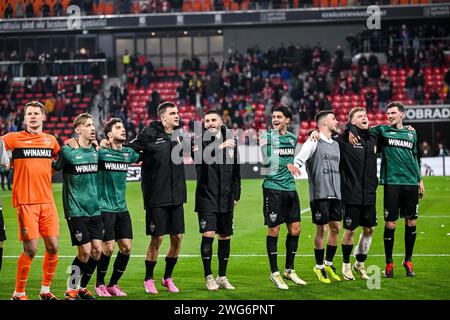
{"left": 4, "top": 253, "right": 450, "bottom": 259}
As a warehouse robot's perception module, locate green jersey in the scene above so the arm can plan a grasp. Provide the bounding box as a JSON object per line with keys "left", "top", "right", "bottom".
{"left": 371, "top": 125, "right": 421, "bottom": 185}
{"left": 260, "top": 129, "right": 297, "bottom": 191}
{"left": 97, "top": 147, "right": 141, "bottom": 213}
{"left": 53, "top": 145, "right": 100, "bottom": 218}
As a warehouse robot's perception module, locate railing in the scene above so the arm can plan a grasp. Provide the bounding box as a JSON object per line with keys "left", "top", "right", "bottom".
{"left": 349, "top": 35, "right": 450, "bottom": 55}
{"left": 0, "top": 58, "right": 108, "bottom": 78}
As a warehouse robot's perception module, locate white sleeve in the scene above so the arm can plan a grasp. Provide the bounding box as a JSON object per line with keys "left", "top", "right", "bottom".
{"left": 294, "top": 138, "right": 317, "bottom": 168}
{"left": 0, "top": 139, "right": 10, "bottom": 167}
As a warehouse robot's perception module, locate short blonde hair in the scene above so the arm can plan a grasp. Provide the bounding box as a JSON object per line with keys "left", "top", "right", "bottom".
{"left": 73, "top": 113, "right": 93, "bottom": 129}
{"left": 348, "top": 107, "right": 366, "bottom": 121}
{"left": 24, "top": 101, "right": 46, "bottom": 115}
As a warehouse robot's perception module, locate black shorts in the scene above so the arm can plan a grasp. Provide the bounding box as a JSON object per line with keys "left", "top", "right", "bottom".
{"left": 383, "top": 185, "right": 419, "bottom": 221}
{"left": 343, "top": 204, "right": 378, "bottom": 230}
{"left": 263, "top": 188, "right": 301, "bottom": 228}
{"left": 67, "top": 215, "right": 104, "bottom": 246}
{"left": 146, "top": 205, "right": 185, "bottom": 237}
{"left": 0, "top": 210, "right": 6, "bottom": 241}
{"left": 310, "top": 199, "right": 343, "bottom": 225}
{"left": 198, "top": 211, "right": 233, "bottom": 237}
{"left": 102, "top": 211, "right": 133, "bottom": 242}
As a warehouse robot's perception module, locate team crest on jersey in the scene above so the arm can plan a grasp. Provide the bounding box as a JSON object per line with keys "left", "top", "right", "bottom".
{"left": 200, "top": 219, "right": 207, "bottom": 230}
{"left": 124, "top": 153, "right": 129, "bottom": 161}
{"left": 228, "top": 148, "right": 234, "bottom": 158}
{"left": 315, "top": 211, "right": 322, "bottom": 221}
{"left": 288, "top": 138, "right": 295, "bottom": 146}
{"left": 259, "top": 138, "right": 267, "bottom": 146}
{"left": 75, "top": 231, "right": 83, "bottom": 242}
{"left": 269, "top": 211, "right": 277, "bottom": 223}
{"left": 345, "top": 216, "right": 352, "bottom": 227}
{"left": 384, "top": 209, "right": 389, "bottom": 219}
{"left": 408, "top": 133, "right": 413, "bottom": 139}
{"left": 44, "top": 137, "right": 51, "bottom": 146}
{"left": 150, "top": 223, "right": 156, "bottom": 233}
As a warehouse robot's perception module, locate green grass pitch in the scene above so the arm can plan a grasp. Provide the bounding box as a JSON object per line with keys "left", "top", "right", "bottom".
{"left": 0, "top": 176, "right": 449, "bottom": 300}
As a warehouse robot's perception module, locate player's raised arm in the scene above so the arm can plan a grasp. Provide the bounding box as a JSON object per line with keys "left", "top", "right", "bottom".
{"left": 293, "top": 137, "right": 317, "bottom": 169}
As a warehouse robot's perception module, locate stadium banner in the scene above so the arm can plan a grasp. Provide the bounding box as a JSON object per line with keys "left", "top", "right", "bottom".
{"left": 0, "top": 4, "right": 449, "bottom": 33}
{"left": 405, "top": 105, "right": 450, "bottom": 123}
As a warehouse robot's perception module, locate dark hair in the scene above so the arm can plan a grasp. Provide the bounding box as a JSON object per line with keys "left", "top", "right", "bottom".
{"left": 157, "top": 101, "right": 177, "bottom": 117}
{"left": 204, "top": 109, "right": 222, "bottom": 117}
{"left": 272, "top": 106, "right": 292, "bottom": 120}
{"left": 315, "top": 110, "right": 334, "bottom": 123}
{"left": 103, "top": 118, "right": 123, "bottom": 138}
{"left": 385, "top": 101, "right": 405, "bottom": 112}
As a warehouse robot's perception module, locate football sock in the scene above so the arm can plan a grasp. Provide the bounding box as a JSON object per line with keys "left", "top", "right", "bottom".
{"left": 384, "top": 227, "right": 395, "bottom": 264}
{"left": 314, "top": 248, "right": 325, "bottom": 267}
{"left": 42, "top": 251, "right": 58, "bottom": 287}
{"left": 342, "top": 244, "right": 353, "bottom": 264}
{"left": 218, "top": 239, "right": 230, "bottom": 277}
{"left": 266, "top": 235, "right": 278, "bottom": 273}
{"left": 0, "top": 247, "right": 3, "bottom": 271}
{"left": 80, "top": 257, "right": 98, "bottom": 288}
{"left": 325, "top": 245, "right": 337, "bottom": 265}
{"left": 285, "top": 234, "right": 299, "bottom": 271}
{"left": 163, "top": 256, "right": 178, "bottom": 280}
{"left": 68, "top": 256, "right": 84, "bottom": 290}
{"left": 354, "top": 232, "right": 372, "bottom": 263}
{"left": 145, "top": 260, "right": 156, "bottom": 281}
{"left": 96, "top": 254, "right": 111, "bottom": 286}
{"left": 405, "top": 225, "right": 417, "bottom": 262}
{"left": 201, "top": 236, "right": 213, "bottom": 277}
{"left": 15, "top": 253, "right": 33, "bottom": 294}
{"left": 109, "top": 252, "right": 130, "bottom": 286}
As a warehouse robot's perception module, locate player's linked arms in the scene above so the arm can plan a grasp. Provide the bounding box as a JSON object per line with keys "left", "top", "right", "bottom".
{"left": 287, "top": 163, "right": 301, "bottom": 178}
{"left": 65, "top": 138, "right": 101, "bottom": 150}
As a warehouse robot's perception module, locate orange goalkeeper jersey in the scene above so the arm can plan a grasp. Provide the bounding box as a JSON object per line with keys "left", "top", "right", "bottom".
{"left": 1, "top": 130, "right": 60, "bottom": 207}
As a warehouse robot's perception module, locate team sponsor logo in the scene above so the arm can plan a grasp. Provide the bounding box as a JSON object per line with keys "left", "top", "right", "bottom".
{"left": 273, "top": 148, "right": 295, "bottom": 156}
{"left": 315, "top": 211, "right": 322, "bottom": 221}
{"left": 384, "top": 209, "right": 389, "bottom": 219}
{"left": 149, "top": 223, "right": 156, "bottom": 233}
{"left": 345, "top": 216, "right": 352, "bottom": 227}
{"left": 200, "top": 219, "right": 207, "bottom": 230}
{"left": 22, "top": 148, "right": 52, "bottom": 158}
{"left": 44, "top": 137, "right": 51, "bottom": 146}
{"left": 387, "top": 138, "right": 413, "bottom": 149}
{"left": 104, "top": 162, "right": 129, "bottom": 171}
{"left": 75, "top": 231, "right": 83, "bottom": 242}
{"left": 74, "top": 164, "right": 98, "bottom": 173}
{"left": 269, "top": 211, "right": 277, "bottom": 223}
{"left": 192, "top": 144, "right": 199, "bottom": 152}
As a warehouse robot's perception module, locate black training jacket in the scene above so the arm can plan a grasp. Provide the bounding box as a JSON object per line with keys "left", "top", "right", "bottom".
{"left": 335, "top": 125, "right": 379, "bottom": 206}
{"left": 192, "top": 125, "right": 241, "bottom": 213}
{"left": 127, "top": 121, "right": 187, "bottom": 208}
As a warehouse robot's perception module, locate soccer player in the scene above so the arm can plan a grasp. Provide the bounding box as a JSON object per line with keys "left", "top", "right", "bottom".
{"left": 350, "top": 101, "right": 424, "bottom": 277}
{"left": 192, "top": 110, "right": 241, "bottom": 291}
{"left": 93, "top": 118, "right": 141, "bottom": 297}
{"left": 127, "top": 102, "right": 187, "bottom": 294}
{"left": 260, "top": 106, "right": 306, "bottom": 290}
{"left": 0, "top": 139, "right": 10, "bottom": 272}
{"left": 335, "top": 108, "right": 379, "bottom": 280}
{"left": 1, "top": 101, "right": 60, "bottom": 300}
{"left": 53, "top": 113, "right": 102, "bottom": 300}
{"left": 294, "top": 110, "right": 342, "bottom": 284}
